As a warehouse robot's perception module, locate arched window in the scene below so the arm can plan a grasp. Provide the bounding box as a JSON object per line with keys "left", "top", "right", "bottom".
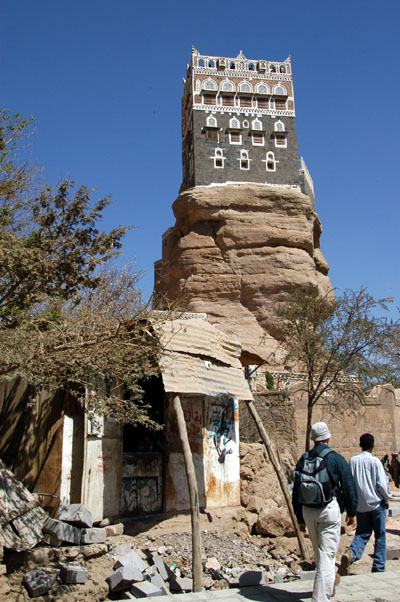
{"left": 255, "top": 83, "right": 270, "bottom": 95}
{"left": 203, "top": 78, "right": 217, "bottom": 91}
{"left": 220, "top": 80, "right": 235, "bottom": 92}
{"left": 279, "top": 65, "right": 286, "bottom": 73}
{"left": 211, "top": 148, "right": 224, "bottom": 168}
{"left": 230, "top": 61, "right": 235, "bottom": 69}
{"left": 248, "top": 63, "right": 255, "bottom": 71}
{"left": 229, "top": 118, "right": 242, "bottom": 145}
{"left": 239, "top": 81, "right": 252, "bottom": 93}
{"left": 269, "top": 64, "right": 276, "bottom": 73}
{"left": 229, "top": 117, "right": 240, "bottom": 129}
{"left": 198, "top": 59, "right": 204, "bottom": 67}
{"left": 239, "top": 150, "right": 250, "bottom": 170}
{"left": 208, "top": 60, "right": 215, "bottom": 68}
{"left": 243, "top": 120, "right": 249, "bottom": 128}
{"left": 265, "top": 151, "right": 276, "bottom": 171}
{"left": 273, "top": 84, "right": 287, "bottom": 96}
{"left": 251, "top": 118, "right": 262, "bottom": 130}
{"left": 274, "top": 120, "right": 284, "bottom": 131}
{"left": 207, "top": 115, "right": 218, "bottom": 127}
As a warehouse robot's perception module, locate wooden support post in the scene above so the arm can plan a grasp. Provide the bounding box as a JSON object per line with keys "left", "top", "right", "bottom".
{"left": 245, "top": 399, "right": 309, "bottom": 561}
{"left": 171, "top": 394, "right": 202, "bottom": 591}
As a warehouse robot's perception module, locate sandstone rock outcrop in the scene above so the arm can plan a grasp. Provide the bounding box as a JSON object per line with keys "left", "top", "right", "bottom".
{"left": 154, "top": 183, "right": 331, "bottom": 364}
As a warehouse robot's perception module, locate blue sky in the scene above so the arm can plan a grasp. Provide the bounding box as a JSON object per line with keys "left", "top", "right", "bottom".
{"left": 1, "top": 0, "right": 399, "bottom": 312}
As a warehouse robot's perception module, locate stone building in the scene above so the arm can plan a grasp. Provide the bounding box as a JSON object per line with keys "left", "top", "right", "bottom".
{"left": 181, "top": 48, "right": 315, "bottom": 205}
{"left": 154, "top": 48, "right": 330, "bottom": 365}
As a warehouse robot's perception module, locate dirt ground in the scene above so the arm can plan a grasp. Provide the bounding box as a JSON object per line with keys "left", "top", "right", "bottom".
{"left": 2, "top": 501, "right": 400, "bottom": 601}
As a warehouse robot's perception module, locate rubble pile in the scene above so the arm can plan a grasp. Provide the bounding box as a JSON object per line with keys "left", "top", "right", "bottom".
{"left": 0, "top": 501, "right": 309, "bottom": 600}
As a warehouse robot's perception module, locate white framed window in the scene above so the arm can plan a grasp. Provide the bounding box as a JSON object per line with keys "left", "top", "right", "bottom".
{"left": 207, "top": 115, "right": 218, "bottom": 127}
{"left": 273, "top": 84, "right": 287, "bottom": 96}
{"left": 238, "top": 150, "right": 250, "bottom": 170}
{"left": 264, "top": 151, "right": 277, "bottom": 172}
{"left": 255, "top": 83, "right": 269, "bottom": 95}
{"left": 220, "top": 80, "right": 235, "bottom": 92}
{"left": 242, "top": 120, "right": 249, "bottom": 128}
{"left": 229, "top": 131, "right": 242, "bottom": 144}
{"left": 238, "top": 80, "right": 252, "bottom": 93}
{"left": 274, "top": 120, "right": 285, "bottom": 131}
{"left": 273, "top": 120, "right": 287, "bottom": 147}
{"left": 203, "top": 78, "right": 217, "bottom": 91}
{"left": 229, "top": 117, "right": 240, "bottom": 129}
{"left": 211, "top": 148, "right": 225, "bottom": 168}
{"left": 252, "top": 132, "right": 264, "bottom": 146}
{"left": 251, "top": 118, "right": 262, "bottom": 130}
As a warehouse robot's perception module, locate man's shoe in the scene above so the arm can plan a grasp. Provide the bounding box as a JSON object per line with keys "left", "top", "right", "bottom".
{"left": 338, "top": 548, "right": 352, "bottom": 576}
{"left": 333, "top": 572, "right": 340, "bottom": 595}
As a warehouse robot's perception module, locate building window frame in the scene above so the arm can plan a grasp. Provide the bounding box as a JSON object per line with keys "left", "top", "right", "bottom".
{"left": 211, "top": 148, "right": 225, "bottom": 169}
{"left": 238, "top": 150, "right": 250, "bottom": 170}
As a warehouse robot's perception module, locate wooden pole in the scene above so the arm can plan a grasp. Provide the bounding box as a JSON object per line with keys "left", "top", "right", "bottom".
{"left": 171, "top": 394, "right": 202, "bottom": 591}
{"left": 245, "top": 399, "right": 309, "bottom": 561}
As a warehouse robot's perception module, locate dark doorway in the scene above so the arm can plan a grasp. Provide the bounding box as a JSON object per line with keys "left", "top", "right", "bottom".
{"left": 120, "top": 376, "right": 165, "bottom": 516}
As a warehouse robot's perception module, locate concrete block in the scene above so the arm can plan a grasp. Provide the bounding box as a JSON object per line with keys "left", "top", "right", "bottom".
{"left": 151, "top": 552, "right": 172, "bottom": 581}
{"left": 387, "top": 542, "right": 400, "bottom": 560}
{"left": 145, "top": 566, "right": 169, "bottom": 594}
{"left": 114, "top": 549, "right": 147, "bottom": 574}
{"left": 105, "top": 522, "right": 124, "bottom": 537}
{"left": 59, "top": 561, "right": 88, "bottom": 584}
{"left": 169, "top": 576, "right": 193, "bottom": 592}
{"left": 107, "top": 565, "right": 143, "bottom": 592}
{"left": 23, "top": 567, "right": 59, "bottom": 597}
{"left": 131, "top": 580, "right": 165, "bottom": 597}
{"left": 81, "top": 527, "right": 106, "bottom": 544}
{"left": 42, "top": 533, "right": 63, "bottom": 547}
{"left": 57, "top": 503, "right": 93, "bottom": 527}
{"left": 43, "top": 517, "right": 81, "bottom": 545}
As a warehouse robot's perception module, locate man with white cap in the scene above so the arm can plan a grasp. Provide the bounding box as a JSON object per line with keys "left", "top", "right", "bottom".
{"left": 292, "top": 421, "right": 358, "bottom": 602}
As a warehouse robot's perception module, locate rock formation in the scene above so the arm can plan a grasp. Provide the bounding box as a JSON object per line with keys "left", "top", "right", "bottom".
{"left": 154, "top": 183, "right": 331, "bottom": 365}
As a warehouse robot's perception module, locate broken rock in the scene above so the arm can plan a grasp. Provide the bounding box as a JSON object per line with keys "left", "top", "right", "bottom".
{"left": 131, "top": 580, "right": 165, "bottom": 597}
{"left": 43, "top": 516, "right": 81, "bottom": 545}
{"left": 59, "top": 561, "right": 88, "bottom": 584}
{"left": 57, "top": 503, "right": 93, "bottom": 528}
{"left": 105, "top": 522, "right": 124, "bottom": 537}
{"left": 23, "top": 567, "right": 59, "bottom": 598}
{"left": 107, "top": 564, "right": 143, "bottom": 592}
{"left": 81, "top": 527, "right": 106, "bottom": 544}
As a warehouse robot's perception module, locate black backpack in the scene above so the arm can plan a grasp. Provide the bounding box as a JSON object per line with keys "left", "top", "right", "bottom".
{"left": 295, "top": 447, "right": 334, "bottom": 507}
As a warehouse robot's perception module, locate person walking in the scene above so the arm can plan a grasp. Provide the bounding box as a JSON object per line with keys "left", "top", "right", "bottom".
{"left": 339, "top": 433, "right": 391, "bottom": 575}
{"left": 292, "top": 421, "right": 357, "bottom": 602}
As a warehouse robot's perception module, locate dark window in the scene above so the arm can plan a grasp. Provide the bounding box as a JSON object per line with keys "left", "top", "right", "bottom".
{"left": 216, "top": 158, "right": 223, "bottom": 167}
{"left": 257, "top": 98, "right": 268, "bottom": 109}
{"left": 230, "top": 61, "right": 235, "bottom": 69}
{"left": 230, "top": 131, "right": 241, "bottom": 143}
{"left": 275, "top": 134, "right": 286, "bottom": 146}
{"left": 204, "top": 94, "right": 216, "bottom": 105}
{"left": 206, "top": 129, "right": 218, "bottom": 141}
{"left": 240, "top": 96, "right": 252, "bottom": 107}
{"left": 222, "top": 95, "right": 234, "bottom": 106}
{"left": 280, "top": 65, "right": 286, "bottom": 73}
{"left": 275, "top": 98, "right": 286, "bottom": 110}
{"left": 241, "top": 160, "right": 249, "bottom": 169}
{"left": 252, "top": 133, "right": 263, "bottom": 144}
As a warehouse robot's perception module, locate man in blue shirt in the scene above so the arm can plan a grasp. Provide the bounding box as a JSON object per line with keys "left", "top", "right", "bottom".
{"left": 293, "top": 421, "right": 357, "bottom": 602}
{"left": 339, "top": 433, "right": 391, "bottom": 575}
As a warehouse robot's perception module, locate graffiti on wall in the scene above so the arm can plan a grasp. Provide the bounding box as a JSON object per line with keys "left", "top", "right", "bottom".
{"left": 207, "top": 394, "right": 237, "bottom": 463}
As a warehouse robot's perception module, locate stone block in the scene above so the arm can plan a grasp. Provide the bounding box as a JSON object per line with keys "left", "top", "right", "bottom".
{"left": 169, "top": 576, "right": 193, "bottom": 592}
{"left": 105, "top": 523, "right": 124, "bottom": 537}
{"left": 107, "top": 565, "right": 143, "bottom": 592}
{"left": 23, "top": 567, "right": 59, "bottom": 597}
{"left": 145, "top": 566, "right": 169, "bottom": 594}
{"left": 114, "top": 549, "right": 147, "bottom": 574}
{"left": 151, "top": 552, "right": 172, "bottom": 581}
{"left": 57, "top": 503, "right": 93, "bottom": 528}
{"left": 42, "top": 533, "right": 63, "bottom": 547}
{"left": 59, "top": 561, "right": 88, "bottom": 584}
{"left": 81, "top": 527, "right": 106, "bottom": 544}
{"left": 386, "top": 542, "right": 400, "bottom": 560}
{"left": 131, "top": 580, "right": 165, "bottom": 597}
{"left": 43, "top": 517, "right": 81, "bottom": 545}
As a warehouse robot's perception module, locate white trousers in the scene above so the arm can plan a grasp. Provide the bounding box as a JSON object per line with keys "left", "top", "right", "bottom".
{"left": 303, "top": 498, "right": 341, "bottom": 602}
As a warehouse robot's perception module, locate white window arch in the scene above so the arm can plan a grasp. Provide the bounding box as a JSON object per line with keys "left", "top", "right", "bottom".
{"left": 274, "top": 120, "right": 285, "bottom": 131}
{"left": 255, "top": 83, "right": 270, "bottom": 95}
{"left": 251, "top": 118, "right": 262, "bottom": 130}
{"left": 239, "top": 150, "right": 250, "bottom": 170}
{"left": 203, "top": 78, "right": 217, "bottom": 91}
{"left": 229, "top": 117, "right": 241, "bottom": 129}
{"left": 265, "top": 151, "right": 277, "bottom": 171}
{"left": 273, "top": 84, "right": 287, "bottom": 96}
{"left": 211, "top": 148, "right": 225, "bottom": 168}
{"left": 220, "top": 79, "right": 235, "bottom": 92}
{"left": 238, "top": 80, "right": 252, "bottom": 93}
{"left": 207, "top": 115, "right": 218, "bottom": 127}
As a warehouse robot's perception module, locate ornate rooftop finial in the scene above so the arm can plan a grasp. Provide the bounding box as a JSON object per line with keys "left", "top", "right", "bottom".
{"left": 236, "top": 50, "right": 247, "bottom": 60}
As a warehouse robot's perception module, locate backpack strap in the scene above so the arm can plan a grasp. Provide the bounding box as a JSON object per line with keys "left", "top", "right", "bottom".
{"left": 317, "top": 447, "right": 333, "bottom": 460}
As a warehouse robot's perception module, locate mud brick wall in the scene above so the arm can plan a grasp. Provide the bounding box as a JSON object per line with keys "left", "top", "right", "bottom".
{"left": 239, "top": 392, "right": 298, "bottom": 462}
{"left": 293, "top": 384, "right": 400, "bottom": 461}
